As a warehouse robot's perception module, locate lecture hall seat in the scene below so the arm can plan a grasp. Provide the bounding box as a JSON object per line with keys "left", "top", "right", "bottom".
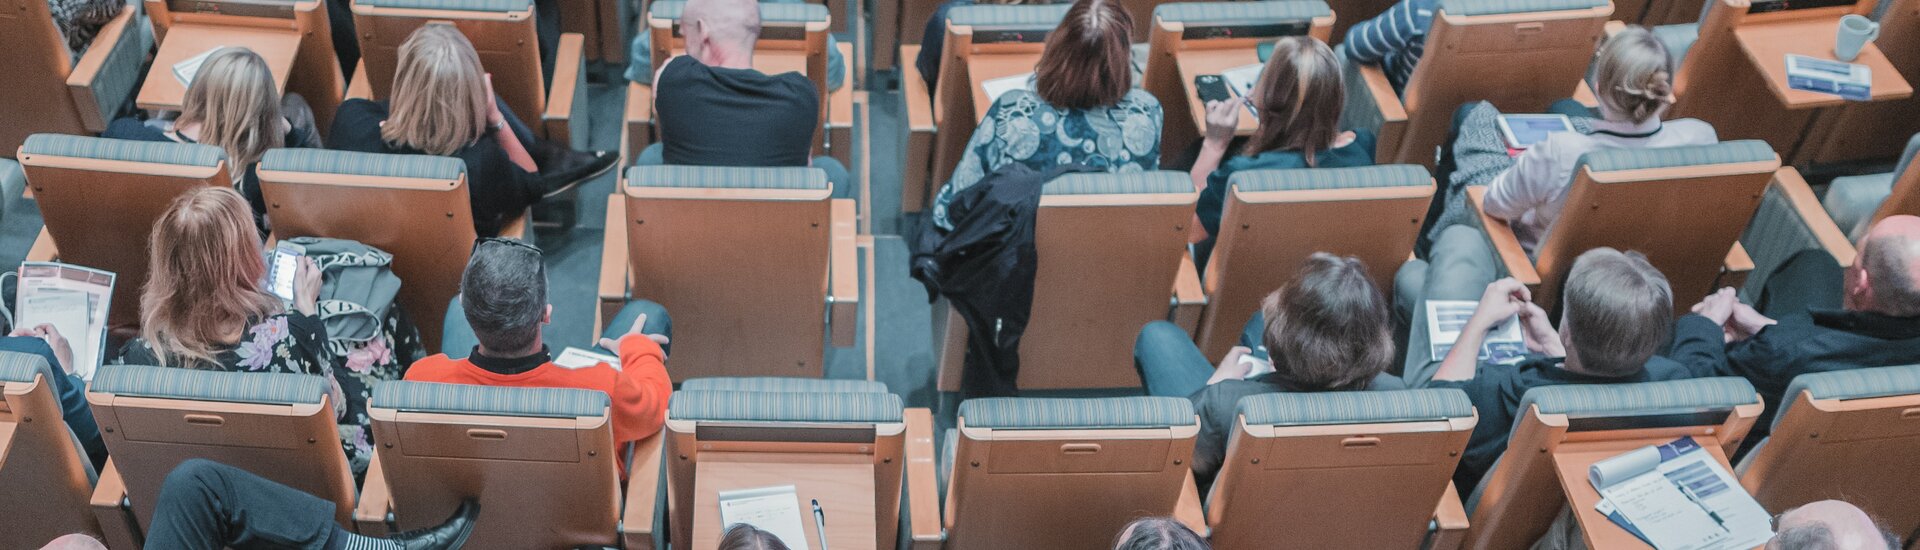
{"left": 0, "top": 352, "right": 101, "bottom": 547}
{"left": 142, "top": 0, "right": 347, "bottom": 134}
{"left": 925, "top": 4, "right": 1071, "bottom": 200}
{"left": 1735, "top": 165, "right": 1857, "bottom": 303}
{"left": 1141, "top": 1, "right": 1337, "bottom": 156}
{"left": 0, "top": 0, "right": 148, "bottom": 158}
{"left": 1818, "top": 133, "right": 1920, "bottom": 238}
{"left": 1798, "top": 0, "right": 1920, "bottom": 165}
{"left": 1737, "top": 364, "right": 1920, "bottom": 544}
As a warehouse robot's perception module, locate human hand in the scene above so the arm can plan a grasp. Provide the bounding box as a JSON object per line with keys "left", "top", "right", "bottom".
{"left": 483, "top": 74, "right": 507, "bottom": 129}
{"left": 1689, "top": 287, "right": 1740, "bottom": 326}
{"left": 13, "top": 324, "right": 74, "bottom": 375}
{"left": 598, "top": 313, "right": 670, "bottom": 353}
{"left": 294, "top": 257, "right": 322, "bottom": 316}
{"left": 1470, "top": 278, "right": 1532, "bottom": 330}
{"left": 1725, "top": 302, "right": 1777, "bottom": 343}
{"left": 1516, "top": 301, "right": 1563, "bottom": 356}
{"left": 1202, "top": 99, "right": 1244, "bottom": 145}
{"left": 1207, "top": 346, "right": 1254, "bottom": 385}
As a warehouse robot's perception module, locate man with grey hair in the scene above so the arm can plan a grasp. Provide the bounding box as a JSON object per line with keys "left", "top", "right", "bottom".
{"left": 1682, "top": 214, "right": 1920, "bottom": 443}
{"left": 407, "top": 238, "right": 674, "bottom": 476}
{"left": 1768, "top": 500, "right": 1902, "bottom": 550}
{"left": 1424, "top": 247, "right": 1724, "bottom": 492}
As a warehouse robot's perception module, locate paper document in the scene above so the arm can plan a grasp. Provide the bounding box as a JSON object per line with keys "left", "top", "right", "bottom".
{"left": 16, "top": 263, "right": 116, "bottom": 381}
{"left": 173, "top": 47, "right": 227, "bottom": 87}
{"left": 718, "top": 485, "right": 812, "bottom": 550}
{"left": 1785, "top": 54, "right": 1871, "bottom": 101}
{"left": 1238, "top": 353, "right": 1275, "bottom": 379}
{"left": 1220, "top": 63, "right": 1263, "bottom": 117}
{"left": 980, "top": 72, "right": 1036, "bottom": 104}
{"left": 553, "top": 347, "right": 619, "bottom": 370}
{"left": 1589, "top": 437, "right": 1772, "bottom": 550}
{"left": 1425, "top": 300, "right": 1526, "bottom": 365}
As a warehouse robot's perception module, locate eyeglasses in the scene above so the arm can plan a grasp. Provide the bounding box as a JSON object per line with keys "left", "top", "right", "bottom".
{"left": 473, "top": 237, "right": 542, "bottom": 255}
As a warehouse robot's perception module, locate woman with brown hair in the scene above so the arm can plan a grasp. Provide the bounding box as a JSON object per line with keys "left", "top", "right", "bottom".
{"left": 929, "top": 0, "right": 1162, "bottom": 230}
{"left": 1187, "top": 36, "right": 1374, "bottom": 266}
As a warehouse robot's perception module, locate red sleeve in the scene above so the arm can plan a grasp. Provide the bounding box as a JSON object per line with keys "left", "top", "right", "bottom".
{"left": 608, "top": 334, "right": 673, "bottom": 446}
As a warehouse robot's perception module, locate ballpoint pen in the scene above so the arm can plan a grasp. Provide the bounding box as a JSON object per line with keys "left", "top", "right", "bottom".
{"left": 1672, "top": 479, "right": 1729, "bottom": 531}
{"left": 812, "top": 499, "right": 830, "bottom": 550}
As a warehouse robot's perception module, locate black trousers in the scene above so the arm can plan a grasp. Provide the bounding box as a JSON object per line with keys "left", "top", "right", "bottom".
{"left": 143, "top": 459, "right": 342, "bottom": 550}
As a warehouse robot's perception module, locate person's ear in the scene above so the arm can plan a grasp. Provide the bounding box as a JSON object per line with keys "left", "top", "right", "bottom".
{"left": 1846, "top": 262, "right": 1874, "bottom": 309}
{"left": 543, "top": 304, "right": 553, "bottom": 325}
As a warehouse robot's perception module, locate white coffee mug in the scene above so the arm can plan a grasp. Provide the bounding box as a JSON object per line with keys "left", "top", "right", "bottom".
{"left": 1835, "top": 14, "right": 1881, "bottom": 62}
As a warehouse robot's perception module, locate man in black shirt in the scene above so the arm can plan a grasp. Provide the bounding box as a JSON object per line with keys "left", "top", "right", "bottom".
{"left": 1679, "top": 215, "right": 1920, "bottom": 442}
{"left": 642, "top": 0, "right": 851, "bottom": 196}
{"left": 1425, "top": 248, "right": 1719, "bottom": 492}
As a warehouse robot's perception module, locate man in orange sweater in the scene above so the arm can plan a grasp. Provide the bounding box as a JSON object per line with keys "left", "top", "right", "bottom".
{"left": 407, "top": 238, "right": 673, "bottom": 472}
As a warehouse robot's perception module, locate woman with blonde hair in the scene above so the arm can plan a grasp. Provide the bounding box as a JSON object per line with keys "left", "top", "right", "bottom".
{"left": 105, "top": 47, "right": 320, "bottom": 234}
{"left": 330, "top": 23, "right": 613, "bottom": 236}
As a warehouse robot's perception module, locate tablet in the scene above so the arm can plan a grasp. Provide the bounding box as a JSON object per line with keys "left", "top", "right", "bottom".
{"left": 1497, "top": 114, "right": 1574, "bottom": 150}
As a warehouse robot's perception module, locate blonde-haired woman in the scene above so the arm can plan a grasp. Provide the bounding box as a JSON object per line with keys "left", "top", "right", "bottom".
{"left": 330, "top": 23, "right": 612, "bottom": 236}
{"left": 105, "top": 47, "right": 319, "bottom": 235}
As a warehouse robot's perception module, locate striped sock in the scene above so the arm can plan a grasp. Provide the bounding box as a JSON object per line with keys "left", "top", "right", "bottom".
{"left": 339, "top": 533, "right": 402, "bottom": 550}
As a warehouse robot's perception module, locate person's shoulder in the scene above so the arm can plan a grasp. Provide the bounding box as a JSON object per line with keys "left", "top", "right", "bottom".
{"left": 1120, "top": 88, "right": 1162, "bottom": 108}
{"left": 1665, "top": 118, "right": 1719, "bottom": 143}
{"left": 1366, "top": 372, "right": 1408, "bottom": 391}
{"left": 336, "top": 98, "right": 386, "bottom": 117}
{"left": 401, "top": 354, "right": 462, "bottom": 381}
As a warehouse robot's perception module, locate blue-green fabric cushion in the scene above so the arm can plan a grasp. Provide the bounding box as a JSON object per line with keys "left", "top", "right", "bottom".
{"left": 668, "top": 390, "right": 905, "bottom": 423}
{"left": 680, "top": 377, "right": 889, "bottom": 394}
{"left": 1739, "top": 180, "right": 1826, "bottom": 300}
{"left": 0, "top": 351, "right": 57, "bottom": 385}
{"left": 90, "top": 364, "right": 327, "bottom": 406}
{"left": 1516, "top": 377, "right": 1758, "bottom": 430}
{"left": 22, "top": 134, "right": 223, "bottom": 167}
{"left": 1153, "top": 0, "right": 1332, "bottom": 23}
{"left": 1651, "top": 23, "right": 1699, "bottom": 69}
{"left": 650, "top": 0, "right": 828, "bottom": 22}
{"left": 1775, "top": 364, "right": 1920, "bottom": 431}
{"left": 260, "top": 149, "right": 466, "bottom": 180}
{"left": 357, "top": 0, "right": 532, "bottom": 12}
{"left": 948, "top": 4, "right": 1072, "bottom": 27}
{"left": 625, "top": 165, "right": 828, "bottom": 190}
{"left": 1577, "top": 140, "right": 1775, "bottom": 175}
{"left": 1042, "top": 171, "right": 1191, "bottom": 196}
{"left": 960, "top": 397, "right": 1196, "bottom": 430}
{"left": 87, "top": 15, "right": 150, "bottom": 126}
{"left": 371, "top": 381, "right": 609, "bottom": 418}
{"left": 1439, "top": 0, "right": 1608, "bottom": 16}
{"left": 1237, "top": 389, "right": 1473, "bottom": 426}
{"left": 1230, "top": 164, "right": 1431, "bottom": 193}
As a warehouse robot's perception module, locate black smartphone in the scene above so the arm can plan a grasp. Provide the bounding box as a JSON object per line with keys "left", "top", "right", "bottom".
{"left": 1194, "top": 74, "right": 1234, "bottom": 103}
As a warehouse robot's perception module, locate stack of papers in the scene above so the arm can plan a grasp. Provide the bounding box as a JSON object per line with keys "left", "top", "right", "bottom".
{"left": 718, "top": 485, "right": 813, "bottom": 550}
{"left": 172, "top": 47, "right": 228, "bottom": 88}
{"left": 980, "top": 72, "right": 1037, "bottom": 104}
{"left": 553, "top": 347, "right": 620, "bottom": 370}
{"left": 1785, "top": 54, "right": 1871, "bottom": 101}
{"left": 1425, "top": 300, "right": 1526, "bottom": 365}
{"left": 1590, "top": 438, "right": 1772, "bottom": 549}
{"left": 16, "top": 263, "right": 116, "bottom": 380}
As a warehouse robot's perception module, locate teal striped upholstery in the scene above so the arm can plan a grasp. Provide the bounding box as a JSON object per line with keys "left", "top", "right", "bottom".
{"left": 960, "top": 397, "right": 1196, "bottom": 430}
{"left": 1439, "top": 0, "right": 1607, "bottom": 16}
{"left": 0, "top": 159, "right": 22, "bottom": 206}
{"left": 1338, "top": 44, "right": 1386, "bottom": 134}
{"left": 668, "top": 390, "right": 905, "bottom": 423}
{"left": 357, "top": 0, "right": 532, "bottom": 12}
{"left": 87, "top": 14, "right": 151, "bottom": 127}
{"left": 1651, "top": 23, "right": 1699, "bottom": 68}
{"left": 1238, "top": 389, "right": 1473, "bottom": 427}
{"left": 1775, "top": 364, "right": 1920, "bottom": 430}
{"left": 0, "top": 351, "right": 57, "bottom": 385}
{"left": 371, "top": 381, "right": 609, "bottom": 418}
{"left": 1739, "top": 181, "right": 1823, "bottom": 300}
{"left": 625, "top": 165, "right": 828, "bottom": 190}
{"left": 680, "top": 377, "right": 889, "bottom": 394}
{"left": 22, "top": 134, "right": 223, "bottom": 167}
{"left": 1230, "top": 164, "right": 1431, "bottom": 193}
{"left": 650, "top": 0, "right": 828, "bottom": 22}
{"left": 260, "top": 149, "right": 465, "bottom": 180}
{"left": 1153, "top": 1, "right": 1332, "bottom": 22}
{"left": 1517, "top": 377, "right": 1758, "bottom": 430}
{"left": 1042, "top": 171, "right": 1190, "bottom": 196}
{"left": 1576, "top": 140, "right": 1775, "bottom": 175}
{"left": 649, "top": 0, "right": 683, "bottom": 18}
{"left": 948, "top": 4, "right": 1072, "bottom": 28}
{"left": 90, "top": 364, "right": 327, "bottom": 406}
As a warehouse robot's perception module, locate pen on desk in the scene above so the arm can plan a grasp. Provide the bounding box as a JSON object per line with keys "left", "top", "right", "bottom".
{"left": 812, "top": 499, "right": 830, "bottom": 550}
{"left": 1671, "top": 480, "right": 1728, "bottom": 531}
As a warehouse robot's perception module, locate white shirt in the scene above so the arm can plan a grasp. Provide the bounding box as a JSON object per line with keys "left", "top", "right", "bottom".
{"left": 1483, "top": 117, "right": 1718, "bottom": 252}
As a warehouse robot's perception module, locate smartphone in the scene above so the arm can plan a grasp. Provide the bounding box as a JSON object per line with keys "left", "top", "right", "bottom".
{"left": 267, "top": 242, "right": 305, "bottom": 302}
{"left": 1194, "top": 75, "right": 1234, "bottom": 103}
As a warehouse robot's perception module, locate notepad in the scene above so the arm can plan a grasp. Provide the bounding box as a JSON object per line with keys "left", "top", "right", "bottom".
{"left": 980, "top": 72, "right": 1036, "bottom": 104}
{"left": 173, "top": 47, "right": 227, "bottom": 88}
{"left": 15, "top": 262, "right": 115, "bottom": 381}
{"left": 553, "top": 347, "right": 620, "bottom": 370}
{"left": 1425, "top": 300, "right": 1526, "bottom": 365}
{"left": 1220, "top": 63, "right": 1263, "bottom": 117}
{"left": 1590, "top": 437, "right": 1772, "bottom": 550}
{"left": 718, "top": 485, "right": 812, "bottom": 550}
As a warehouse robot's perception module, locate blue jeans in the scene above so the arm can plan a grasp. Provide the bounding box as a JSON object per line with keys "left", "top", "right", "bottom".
{"left": 1133, "top": 321, "right": 1213, "bottom": 399}
{"left": 635, "top": 143, "right": 853, "bottom": 199}
{"left": 441, "top": 297, "right": 672, "bottom": 359}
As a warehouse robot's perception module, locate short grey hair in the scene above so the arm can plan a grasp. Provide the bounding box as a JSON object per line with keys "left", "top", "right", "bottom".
{"left": 1562, "top": 248, "right": 1673, "bottom": 377}
{"left": 1863, "top": 231, "right": 1920, "bottom": 316}
{"left": 460, "top": 240, "right": 546, "bottom": 353}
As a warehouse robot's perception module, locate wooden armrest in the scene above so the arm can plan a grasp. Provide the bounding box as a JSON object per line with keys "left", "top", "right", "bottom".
{"left": 1171, "top": 252, "right": 1206, "bottom": 334}
{"left": 624, "top": 83, "right": 655, "bottom": 160}
{"left": 902, "top": 46, "right": 936, "bottom": 133}
{"left": 1724, "top": 242, "right": 1754, "bottom": 274}
{"left": 346, "top": 61, "right": 373, "bottom": 100}
{"left": 354, "top": 453, "right": 394, "bottom": 535}
{"left": 621, "top": 431, "right": 667, "bottom": 550}
{"left": 498, "top": 210, "right": 531, "bottom": 241}
{"left": 1465, "top": 186, "right": 1540, "bottom": 286}
{"left": 1771, "top": 167, "right": 1858, "bottom": 267}
{"left": 1572, "top": 80, "right": 1599, "bottom": 109}
{"left": 65, "top": 5, "right": 138, "bottom": 133}
{"left": 1427, "top": 482, "right": 1469, "bottom": 550}
{"left": 904, "top": 408, "right": 946, "bottom": 549}
{"left": 828, "top": 198, "right": 859, "bottom": 348}
{"left": 543, "top": 33, "right": 590, "bottom": 149}
{"left": 28, "top": 227, "right": 58, "bottom": 263}
{"left": 1173, "top": 470, "right": 1210, "bottom": 538}
{"left": 597, "top": 194, "right": 631, "bottom": 338}
{"left": 90, "top": 459, "right": 141, "bottom": 549}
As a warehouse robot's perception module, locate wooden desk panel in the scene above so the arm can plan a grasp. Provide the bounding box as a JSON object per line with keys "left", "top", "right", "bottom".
{"left": 965, "top": 53, "right": 1046, "bottom": 122}
{"left": 1176, "top": 48, "right": 1263, "bottom": 135}
{"left": 1550, "top": 436, "right": 1746, "bottom": 550}
{"left": 1735, "top": 18, "right": 1913, "bottom": 109}
{"left": 139, "top": 24, "right": 301, "bottom": 111}
{"left": 691, "top": 454, "right": 879, "bottom": 550}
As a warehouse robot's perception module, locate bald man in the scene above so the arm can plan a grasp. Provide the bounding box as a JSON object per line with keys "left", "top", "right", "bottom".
{"left": 1768, "top": 500, "right": 1900, "bottom": 550}
{"left": 1681, "top": 215, "right": 1920, "bottom": 440}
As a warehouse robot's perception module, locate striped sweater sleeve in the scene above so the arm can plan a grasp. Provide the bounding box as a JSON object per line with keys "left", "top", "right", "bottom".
{"left": 1344, "top": 0, "right": 1429, "bottom": 64}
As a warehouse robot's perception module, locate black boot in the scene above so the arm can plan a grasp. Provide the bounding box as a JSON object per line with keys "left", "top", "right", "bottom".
{"left": 530, "top": 140, "right": 617, "bottom": 199}
{"left": 390, "top": 499, "right": 480, "bottom": 550}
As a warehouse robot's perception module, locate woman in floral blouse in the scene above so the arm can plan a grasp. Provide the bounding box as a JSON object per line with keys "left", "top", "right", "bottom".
{"left": 931, "top": 0, "right": 1163, "bottom": 230}
{"left": 118, "top": 187, "right": 413, "bottom": 477}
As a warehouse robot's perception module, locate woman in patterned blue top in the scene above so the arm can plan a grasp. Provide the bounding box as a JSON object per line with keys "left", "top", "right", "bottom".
{"left": 931, "top": 0, "right": 1163, "bottom": 230}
